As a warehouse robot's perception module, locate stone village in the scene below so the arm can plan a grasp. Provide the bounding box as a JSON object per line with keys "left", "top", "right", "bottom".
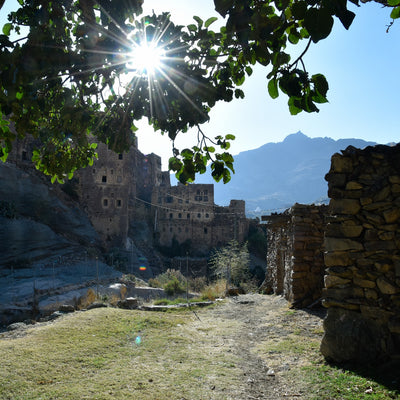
{"left": 8, "top": 134, "right": 249, "bottom": 257}
{"left": 4, "top": 133, "right": 400, "bottom": 367}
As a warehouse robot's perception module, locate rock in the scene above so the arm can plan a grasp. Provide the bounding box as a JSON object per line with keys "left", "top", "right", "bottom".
{"left": 117, "top": 297, "right": 139, "bottom": 310}
{"left": 324, "top": 237, "right": 363, "bottom": 252}
{"left": 331, "top": 154, "right": 353, "bottom": 173}
{"left": 340, "top": 224, "right": 363, "bottom": 238}
{"left": 388, "top": 319, "right": 400, "bottom": 334}
{"left": 329, "top": 199, "right": 361, "bottom": 215}
{"left": 376, "top": 277, "right": 398, "bottom": 295}
{"left": 59, "top": 304, "right": 75, "bottom": 313}
{"left": 87, "top": 302, "right": 108, "bottom": 310}
{"left": 346, "top": 181, "right": 363, "bottom": 190}
{"left": 47, "top": 311, "right": 64, "bottom": 321}
{"left": 383, "top": 208, "right": 400, "bottom": 224}
{"left": 7, "top": 322, "right": 26, "bottom": 331}
{"left": 0, "top": 163, "right": 99, "bottom": 266}
{"left": 353, "top": 277, "right": 376, "bottom": 289}
{"left": 266, "top": 369, "right": 275, "bottom": 376}
{"left": 324, "top": 275, "right": 351, "bottom": 288}
{"left": 320, "top": 308, "right": 382, "bottom": 363}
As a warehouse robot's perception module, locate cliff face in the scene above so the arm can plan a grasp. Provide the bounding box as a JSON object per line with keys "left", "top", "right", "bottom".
{"left": 0, "top": 163, "right": 99, "bottom": 266}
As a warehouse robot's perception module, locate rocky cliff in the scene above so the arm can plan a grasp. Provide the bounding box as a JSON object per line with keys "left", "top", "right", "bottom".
{"left": 0, "top": 162, "right": 99, "bottom": 266}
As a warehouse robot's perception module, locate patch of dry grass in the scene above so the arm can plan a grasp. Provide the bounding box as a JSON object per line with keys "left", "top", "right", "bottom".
{"left": 0, "top": 306, "right": 241, "bottom": 399}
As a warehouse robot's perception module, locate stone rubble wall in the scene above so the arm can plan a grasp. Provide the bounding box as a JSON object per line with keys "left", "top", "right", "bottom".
{"left": 321, "top": 144, "right": 400, "bottom": 364}
{"left": 263, "top": 203, "right": 327, "bottom": 308}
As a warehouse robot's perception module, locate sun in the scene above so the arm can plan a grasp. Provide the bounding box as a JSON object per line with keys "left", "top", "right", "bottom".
{"left": 126, "top": 40, "right": 165, "bottom": 76}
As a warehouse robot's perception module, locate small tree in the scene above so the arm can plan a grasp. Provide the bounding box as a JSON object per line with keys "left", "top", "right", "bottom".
{"left": 209, "top": 240, "right": 250, "bottom": 288}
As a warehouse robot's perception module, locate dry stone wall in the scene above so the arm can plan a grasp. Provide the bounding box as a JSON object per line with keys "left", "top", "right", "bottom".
{"left": 321, "top": 144, "right": 400, "bottom": 364}
{"left": 262, "top": 203, "right": 327, "bottom": 308}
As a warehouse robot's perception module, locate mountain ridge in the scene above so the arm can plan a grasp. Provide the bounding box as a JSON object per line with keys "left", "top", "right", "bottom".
{"left": 182, "top": 131, "right": 378, "bottom": 216}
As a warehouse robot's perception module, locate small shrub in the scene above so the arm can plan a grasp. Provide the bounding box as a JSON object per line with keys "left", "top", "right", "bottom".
{"left": 120, "top": 285, "right": 127, "bottom": 300}
{"left": 123, "top": 274, "right": 136, "bottom": 283}
{"left": 109, "top": 294, "right": 121, "bottom": 307}
{"left": 239, "top": 278, "right": 259, "bottom": 294}
{"left": 149, "top": 278, "right": 161, "bottom": 288}
{"left": 201, "top": 279, "right": 227, "bottom": 301}
{"left": 189, "top": 276, "right": 207, "bottom": 293}
{"left": 101, "top": 294, "right": 109, "bottom": 303}
{"left": 155, "top": 269, "right": 186, "bottom": 287}
{"left": 163, "top": 277, "right": 185, "bottom": 296}
{"left": 77, "top": 288, "right": 98, "bottom": 309}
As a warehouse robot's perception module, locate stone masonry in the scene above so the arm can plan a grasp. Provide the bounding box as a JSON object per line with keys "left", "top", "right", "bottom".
{"left": 8, "top": 134, "right": 250, "bottom": 257}
{"left": 262, "top": 203, "right": 327, "bottom": 308}
{"left": 152, "top": 182, "right": 249, "bottom": 255}
{"left": 321, "top": 144, "right": 400, "bottom": 364}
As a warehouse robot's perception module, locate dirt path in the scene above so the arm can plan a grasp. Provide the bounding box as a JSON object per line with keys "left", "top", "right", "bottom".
{"left": 191, "top": 294, "right": 326, "bottom": 400}
{"left": 1, "top": 293, "right": 326, "bottom": 399}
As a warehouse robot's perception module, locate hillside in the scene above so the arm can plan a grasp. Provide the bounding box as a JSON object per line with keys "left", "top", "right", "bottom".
{"left": 189, "top": 132, "right": 377, "bottom": 216}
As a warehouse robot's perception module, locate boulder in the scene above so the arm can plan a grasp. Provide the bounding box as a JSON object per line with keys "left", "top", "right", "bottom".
{"left": 117, "top": 297, "right": 139, "bottom": 309}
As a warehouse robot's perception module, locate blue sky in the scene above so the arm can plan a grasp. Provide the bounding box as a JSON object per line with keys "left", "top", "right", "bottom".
{"left": 1, "top": 0, "right": 399, "bottom": 168}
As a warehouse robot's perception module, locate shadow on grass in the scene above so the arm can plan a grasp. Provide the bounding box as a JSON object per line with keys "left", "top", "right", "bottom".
{"left": 335, "top": 359, "right": 400, "bottom": 393}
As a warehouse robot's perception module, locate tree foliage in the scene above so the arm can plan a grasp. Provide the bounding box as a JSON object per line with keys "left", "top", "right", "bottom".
{"left": 0, "top": 0, "right": 397, "bottom": 183}
{"left": 209, "top": 240, "right": 250, "bottom": 286}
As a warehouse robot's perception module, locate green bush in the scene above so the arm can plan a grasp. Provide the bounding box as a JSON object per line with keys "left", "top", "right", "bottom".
{"left": 154, "top": 269, "right": 186, "bottom": 286}
{"left": 163, "top": 277, "right": 185, "bottom": 296}
{"left": 148, "top": 278, "right": 162, "bottom": 288}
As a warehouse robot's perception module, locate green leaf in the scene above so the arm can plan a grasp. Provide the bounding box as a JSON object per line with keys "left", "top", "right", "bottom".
{"left": 193, "top": 16, "right": 203, "bottom": 27}
{"left": 291, "top": 1, "right": 307, "bottom": 20}
{"left": 214, "top": 0, "right": 234, "bottom": 17}
{"left": 245, "top": 66, "right": 253, "bottom": 76}
{"left": 2, "top": 23, "right": 12, "bottom": 36}
{"left": 390, "top": 6, "right": 400, "bottom": 19}
{"left": 268, "top": 78, "right": 279, "bottom": 99}
{"left": 181, "top": 148, "right": 194, "bottom": 159}
{"left": 222, "top": 168, "right": 231, "bottom": 184}
{"left": 168, "top": 156, "right": 183, "bottom": 172}
{"left": 204, "top": 146, "right": 215, "bottom": 153}
{"left": 205, "top": 17, "right": 218, "bottom": 28}
{"left": 225, "top": 134, "right": 235, "bottom": 140}
{"left": 312, "top": 74, "right": 329, "bottom": 98}
{"left": 234, "top": 89, "right": 245, "bottom": 99}
{"left": 187, "top": 24, "right": 197, "bottom": 32}
{"left": 304, "top": 8, "right": 334, "bottom": 43}
{"left": 388, "top": 0, "right": 400, "bottom": 6}
{"left": 288, "top": 97, "right": 302, "bottom": 115}
{"left": 336, "top": 9, "right": 355, "bottom": 30}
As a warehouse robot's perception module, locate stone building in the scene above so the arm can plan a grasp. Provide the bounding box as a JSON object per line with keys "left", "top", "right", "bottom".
{"left": 261, "top": 203, "right": 327, "bottom": 307}
{"left": 7, "top": 133, "right": 250, "bottom": 254}
{"left": 152, "top": 181, "right": 249, "bottom": 255}
{"left": 76, "top": 138, "right": 163, "bottom": 246}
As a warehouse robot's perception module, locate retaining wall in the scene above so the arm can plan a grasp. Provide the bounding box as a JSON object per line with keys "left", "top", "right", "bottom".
{"left": 321, "top": 144, "right": 400, "bottom": 363}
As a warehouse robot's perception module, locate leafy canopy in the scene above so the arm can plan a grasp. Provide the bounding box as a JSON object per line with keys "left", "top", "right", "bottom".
{"left": 0, "top": 0, "right": 397, "bottom": 183}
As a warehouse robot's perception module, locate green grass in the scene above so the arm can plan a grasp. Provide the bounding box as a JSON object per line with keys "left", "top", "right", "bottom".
{"left": 256, "top": 313, "right": 399, "bottom": 400}
{"left": 302, "top": 363, "right": 399, "bottom": 400}
{"left": 1, "top": 302, "right": 398, "bottom": 400}
{"left": 0, "top": 307, "right": 241, "bottom": 400}
{"left": 152, "top": 297, "right": 204, "bottom": 305}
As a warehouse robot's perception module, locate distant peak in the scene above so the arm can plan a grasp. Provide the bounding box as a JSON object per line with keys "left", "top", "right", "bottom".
{"left": 283, "top": 131, "right": 308, "bottom": 141}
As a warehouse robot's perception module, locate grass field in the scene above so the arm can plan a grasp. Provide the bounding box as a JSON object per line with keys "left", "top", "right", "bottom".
{"left": 0, "top": 299, "right": 399, "bottom": 400}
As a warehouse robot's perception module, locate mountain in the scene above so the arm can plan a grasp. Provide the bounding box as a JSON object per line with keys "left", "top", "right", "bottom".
{"left": 184, "top": 132, "right": 377, "bottom": 216}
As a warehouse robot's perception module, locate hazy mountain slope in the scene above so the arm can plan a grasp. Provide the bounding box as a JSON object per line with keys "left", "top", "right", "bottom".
{"left": 188, "top": 132, "right": 377, "bottom": 214}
